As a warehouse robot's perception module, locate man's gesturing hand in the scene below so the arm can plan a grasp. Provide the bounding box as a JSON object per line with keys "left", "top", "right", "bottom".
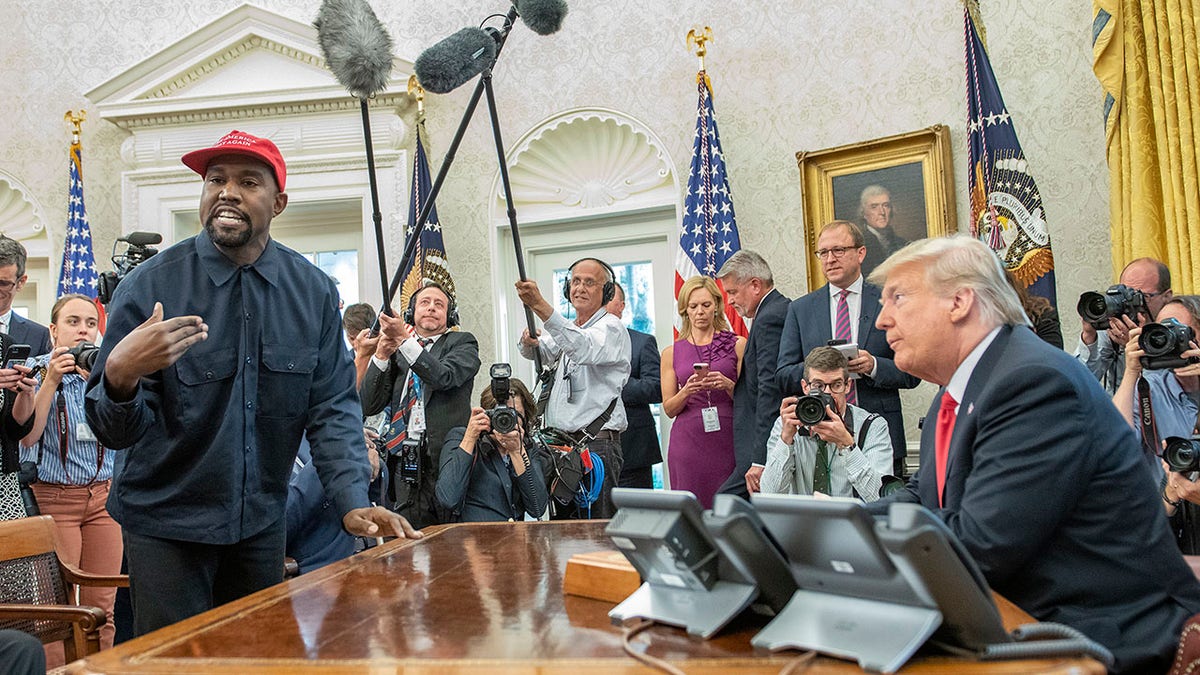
{"left": 104, "top": 302, "right": 208, "bottom": 399}
{"left": 343, "top": 506, "right": 423, "bottom": 540}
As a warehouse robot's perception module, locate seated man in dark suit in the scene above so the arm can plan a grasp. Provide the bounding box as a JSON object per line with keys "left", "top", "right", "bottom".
{"left": 777, "top": 220, "right": 918, "bottom": 476}
{"left": 604, "top": 283, "right": 662, "bottom": 489}
{"left": 868, "top": 235, "right": 1200, "bottom": 674}
{"left": 360, "top": 281, "right": 481, "bottom": 528}
{"left": 0, "top": 236, "right": 52, "bottom": 356}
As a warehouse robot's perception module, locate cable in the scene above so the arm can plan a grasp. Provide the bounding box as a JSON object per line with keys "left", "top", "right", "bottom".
{"left": 574, "top": 451, "right": 605, "bottom": 510}
{"left": 621, "top": 619, "right": 686, "bottom": 675}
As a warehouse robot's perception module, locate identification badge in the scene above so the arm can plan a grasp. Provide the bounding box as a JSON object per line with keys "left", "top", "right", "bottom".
{"left": 76, "top": 421, "right": 97, "bottom": 443}
{"left": 409, "top": 400, "right": 427, "bottom": 434}
{"left": 701, "top": 406, "right": 721, "bottom": 433}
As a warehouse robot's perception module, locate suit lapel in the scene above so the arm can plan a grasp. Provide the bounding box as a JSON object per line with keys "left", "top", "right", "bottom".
{"left": 489, "top": 452, "right": 515, "bottom": 510}
{"left": 859, "top": 283, "right": 881, "bottom": 346}
{"left": 815, "top": 285, "right": 833, "bottom": 344}
{"left": 943, "top": 326, "right": 1015, "bottom": 504}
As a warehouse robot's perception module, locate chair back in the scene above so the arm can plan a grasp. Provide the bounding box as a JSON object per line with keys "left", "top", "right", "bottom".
{"left": 0, "top": 516, "right": 73, "bottom": 645}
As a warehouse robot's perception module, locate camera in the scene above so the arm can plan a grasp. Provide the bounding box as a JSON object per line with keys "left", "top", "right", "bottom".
{"left": 1076, "top": 284, "right": 1148, "bottom": 330}
{"left": 1139, "top": 317, "right": 1199, "bottom": 370}
{"left": 1163, "top": 435, "right": 1200, "bottom": 473}
{"left": 18, "top": 461, "right": 39, "bottom": 517}
{"left": 66, "top": 341, "right": 100, "bottom": 371}
{"left": 486, "top": 362, "right": 519, "bottom": 435}
{"left": 795, "top": 392, "right": 836, "bottom": 426}
{"left": 97, "top": 232, "right": 162, "bottom": 305}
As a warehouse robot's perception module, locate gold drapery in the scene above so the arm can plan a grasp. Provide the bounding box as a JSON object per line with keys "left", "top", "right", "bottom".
{"left": 1093, "top": 0, "right": 1200, "bottom": 290}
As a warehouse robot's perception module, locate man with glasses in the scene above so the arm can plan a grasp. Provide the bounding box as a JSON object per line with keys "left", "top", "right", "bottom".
{"left": 777, "top": 220, "right": 918, "bottom": 477}
{"left": 0, "top": 236, "right": 51, "bottom": 356}
{"left": 761, "top": 346, "right": 893, "bottom": 499}
{"left": 516, "top": 258, "right": 630, "bottom": 518}
{"left": 1075, "top": 257, "right": 1173, "bottom": 394}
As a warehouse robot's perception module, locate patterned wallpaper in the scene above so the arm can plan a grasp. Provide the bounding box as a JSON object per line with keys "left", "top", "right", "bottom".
{"left": 0, "top": 0, "right": 1109, "bottom": 437}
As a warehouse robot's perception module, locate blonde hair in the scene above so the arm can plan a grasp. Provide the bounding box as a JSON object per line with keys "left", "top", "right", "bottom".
{"left": 676, "top": 275, "right": 729, "bottom": 341}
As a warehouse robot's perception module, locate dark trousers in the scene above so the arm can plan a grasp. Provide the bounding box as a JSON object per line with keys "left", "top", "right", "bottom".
{"left": 0, "top": 630, "right": 45, "bottom": 675}
{"left": 618, "top": 465, "right": 653, "bottom": 489}
{"left": 123, "top": 519, "right": 286, "bottom": 636}
{"left": 551, "top": 436, "right": 622, "bottom": 520}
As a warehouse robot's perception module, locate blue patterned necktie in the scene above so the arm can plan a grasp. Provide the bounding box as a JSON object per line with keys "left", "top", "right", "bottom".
{"left": 383, "top": 337, "right": 433, "bottom": 451}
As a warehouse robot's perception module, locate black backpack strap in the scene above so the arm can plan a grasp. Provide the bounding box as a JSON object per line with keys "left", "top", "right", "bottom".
{"left": 857, "top": 413, "right": 881, "bottom": 450}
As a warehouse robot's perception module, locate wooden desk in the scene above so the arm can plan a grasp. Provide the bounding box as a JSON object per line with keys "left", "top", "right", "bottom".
{"left": 74, "top": 521, "right": 1103, "bottom": 674}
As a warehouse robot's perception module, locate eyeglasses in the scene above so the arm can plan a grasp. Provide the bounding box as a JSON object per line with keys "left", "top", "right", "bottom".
{"left": 814, "top": 246, "right": 859, "bottom": 260}
{"left": 569, "top": 277, "right": 599, "bottom": 289}
{"left": 0, "top": 279, "right": 18, "bottom": 291}
{"left": 806, "top": 379, "right": 848, "bottom": 394}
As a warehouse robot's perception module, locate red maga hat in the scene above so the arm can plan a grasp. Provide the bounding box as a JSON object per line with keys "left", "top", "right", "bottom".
{"left": 181, "top": 130, "right": 287, "bottom": 191}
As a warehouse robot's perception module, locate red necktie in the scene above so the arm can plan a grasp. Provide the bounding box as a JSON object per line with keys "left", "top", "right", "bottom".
{"left": 935, "top": 391, "right": 958, "bottom": 507}
{"left": 835, "top": 289, "right": 857, "bottom": 405}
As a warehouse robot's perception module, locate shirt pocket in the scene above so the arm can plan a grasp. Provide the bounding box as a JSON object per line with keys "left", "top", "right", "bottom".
{"left": 174, "top": 347, "right": 238, "bottom": 430}
{"left": 259, "top": 344, "right": 317, "bottom": 419}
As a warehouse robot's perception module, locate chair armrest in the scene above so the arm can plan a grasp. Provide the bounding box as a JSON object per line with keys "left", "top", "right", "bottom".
{"left": 0, "top": 603, "right": 106, "bottom": 631}
{"left": 61, "top": 561, "right": 130, "bottom": 588}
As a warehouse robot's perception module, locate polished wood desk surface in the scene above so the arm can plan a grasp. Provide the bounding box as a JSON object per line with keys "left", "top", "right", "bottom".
{"left": 74, "top": 521, "right": 1103, "bottom": 674}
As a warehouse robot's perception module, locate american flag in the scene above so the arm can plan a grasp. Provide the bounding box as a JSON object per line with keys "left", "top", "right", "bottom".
{"left": 398, "top": 120, "right": 455, "bottom": 310}
{"left": 675, "top": 72, "right": 747, "bottom": 336}
{"left": 59, "top": 139, "right": 105, "bottom": 328}
{"left": 965, "top": 1, "right": 1057, "bottom": 304}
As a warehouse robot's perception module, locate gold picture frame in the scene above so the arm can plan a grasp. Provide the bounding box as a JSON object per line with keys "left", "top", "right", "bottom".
{"left": 796, "top": 125, "right": 957, "bottom": 291}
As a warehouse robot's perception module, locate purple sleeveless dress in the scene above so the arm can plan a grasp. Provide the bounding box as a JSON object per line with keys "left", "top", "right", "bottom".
{"left": 667, "top": 331, "right": 737, "bottom": 509}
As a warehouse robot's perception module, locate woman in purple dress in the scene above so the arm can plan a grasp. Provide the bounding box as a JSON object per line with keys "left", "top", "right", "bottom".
{"left": 661, "top": 276, "right": 746, "bottom": 508}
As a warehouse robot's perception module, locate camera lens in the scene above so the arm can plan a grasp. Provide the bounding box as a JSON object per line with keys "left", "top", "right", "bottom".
{"left": 795, "top": 394, "right": 831, "bottom": 426}
{"left": 488, "top": 407, "right": 518, "bottom": 434}
{"left": 1164, "top": 437, "right": 1200, "bottom": 473}
{"left": 1077, "top": 292, "right": 1109, "bottom": 324}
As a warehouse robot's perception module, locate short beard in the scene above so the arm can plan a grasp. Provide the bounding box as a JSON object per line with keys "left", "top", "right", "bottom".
{"left": 204, "top": 215, "right": 252, "bottom": 248}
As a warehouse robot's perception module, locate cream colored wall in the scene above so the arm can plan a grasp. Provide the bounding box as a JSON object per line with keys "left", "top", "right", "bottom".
{"left": 0, "top": 1, "right": 1108, "bottom": 375}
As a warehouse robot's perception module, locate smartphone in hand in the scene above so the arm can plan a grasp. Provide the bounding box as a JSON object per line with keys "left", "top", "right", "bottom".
{"left": 4, "top": 344, "right": 30, "bottom": 369}
{"left": 693, "top": 362, "right": 710, "bottom": 378}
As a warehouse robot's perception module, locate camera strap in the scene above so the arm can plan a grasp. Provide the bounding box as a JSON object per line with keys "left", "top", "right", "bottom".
{"left": 535, "top": 365, "right": 556, "bottom": 419}
{"left": 1137, "top": 376, "right": 1162, "bottom": 458}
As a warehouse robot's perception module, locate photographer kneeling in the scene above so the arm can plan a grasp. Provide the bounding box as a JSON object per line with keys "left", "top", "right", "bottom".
{"left": 436, "top": 367, "right": 548, "bottom": 522}
{"left": 760, "top": 346, "right": 895, "bottom": 500}
{"left": 1114, "top": 297, "right": 1200, "bottom": 552}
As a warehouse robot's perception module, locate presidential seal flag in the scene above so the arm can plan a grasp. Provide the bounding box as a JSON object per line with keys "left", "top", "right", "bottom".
{"left": 59, "top": 116, "right": 105, "bottom": 330}
{"left": 398, "top": 118, "right": 455, "bottom": 310}
{"left": 964, "top": 1, "right": 1057, "bottom": 304}
{"left": 675, "top": 68, "right": 747, "bottom": 337}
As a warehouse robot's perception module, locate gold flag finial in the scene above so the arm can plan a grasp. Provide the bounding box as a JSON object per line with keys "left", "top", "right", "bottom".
{"left": 407, "top": 75, "right": 425, "bottom": 120}
{"left": 64, "top": 110, "right": 87, "bottom": 144}
{"left": 687, "top": 26, "right": 713, "bottom": 72}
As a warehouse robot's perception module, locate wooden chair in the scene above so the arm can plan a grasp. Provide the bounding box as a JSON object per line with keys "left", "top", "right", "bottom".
{"left": 0, "top": 515, "right": 128, "bottom": 662}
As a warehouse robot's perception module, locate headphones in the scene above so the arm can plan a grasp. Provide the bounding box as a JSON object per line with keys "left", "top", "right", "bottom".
{"left": 561, "top": 257, "right": 617, "bottom": 305}
{"left": 404, "top": 281, "right": 459, "bottom": 328}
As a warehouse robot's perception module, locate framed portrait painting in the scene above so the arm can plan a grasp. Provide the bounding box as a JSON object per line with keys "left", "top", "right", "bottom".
{"left": 796, "top": 125, "right": 956, "bottom": 291}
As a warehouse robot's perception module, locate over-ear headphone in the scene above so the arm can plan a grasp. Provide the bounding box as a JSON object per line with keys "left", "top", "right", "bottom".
{"left": 404, "top": 281, "right": 459, "bottom": 328}
{"left": 561, "top": 257, "right": 616, "bottom": 305}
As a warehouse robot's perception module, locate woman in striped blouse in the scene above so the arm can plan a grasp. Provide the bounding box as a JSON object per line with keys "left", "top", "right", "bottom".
{"left": 20, "top": 294, "right": 120, "bottom": 658}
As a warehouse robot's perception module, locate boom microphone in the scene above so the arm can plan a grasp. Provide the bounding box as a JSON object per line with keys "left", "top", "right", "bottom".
{"left": 414, "top": 27, "right": 500, "bottom": 94}
{"left": 514, "top": 0, "right": 568, "bottom": 36}
{"left": 118, "top": 232, "right": 163, "bottom": 246}
{"left": 314, "top": 0, "right": 394, "bottom": 99}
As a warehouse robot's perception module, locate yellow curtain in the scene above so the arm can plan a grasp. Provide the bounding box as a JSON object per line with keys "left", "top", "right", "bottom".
{"left": 1093, "top": 0, "right": 1200, "bottom": 291}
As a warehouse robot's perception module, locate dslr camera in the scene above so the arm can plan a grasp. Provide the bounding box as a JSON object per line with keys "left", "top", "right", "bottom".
{"left": 1076, "top": 284, "right": 1148, "bottom": 330}
{"left": 1163, "top": 435, "right": 1200, "bottom": 473}
{"left": 97, "top": 232, "right": 161, "bottom": 305}
{"left": 66, "top": 341, "right": 100, "bottom": 371}
{"left": 795, "top": 391, "right": 837, "bottom": 426}
{"left": 1139, "top": 317, "right": 1199, "bottom": 370}
{"left": 486, "top": 363, "right": 519, "bottom": 435}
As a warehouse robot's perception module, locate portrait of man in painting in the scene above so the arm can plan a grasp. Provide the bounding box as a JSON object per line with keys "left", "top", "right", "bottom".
{"left": 831, "top": 162, "right": 928, "bottom": 279}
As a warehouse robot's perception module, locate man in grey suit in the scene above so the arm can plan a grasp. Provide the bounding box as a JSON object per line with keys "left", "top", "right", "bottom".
{"left": 0, "top": 236, "right": 51, "bottom": 356}
{"left": 605, "top": 283, "right": 661, "bottom": 489}
{"left": 777, "top": 220, "right": 918, "bottom": 476}
{"left": 715, "top": 250, "right": 790, "bottom": 497}
{"left": 360, "top": 282, "right": 481, "bottom": 528}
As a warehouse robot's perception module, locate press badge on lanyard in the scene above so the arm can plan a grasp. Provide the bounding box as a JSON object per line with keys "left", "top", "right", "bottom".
{"left": 702, "top": 406, "right": 720, "bottom": 433}
{"left": 409, "top": 400, "right": 427, "bottom": 434}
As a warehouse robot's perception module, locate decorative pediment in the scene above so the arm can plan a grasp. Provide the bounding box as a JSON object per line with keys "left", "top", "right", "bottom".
{"left": 0, "top": 173, "right": 49, "bottom": 258}
{"left": 86, "top": 3, "right": 414, "bottom": 129}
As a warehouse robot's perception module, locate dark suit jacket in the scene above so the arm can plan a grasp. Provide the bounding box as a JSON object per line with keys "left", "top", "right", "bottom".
{"left": 874, "top": 325, "right": 1200, "bottom": 673}
{"left": 776, "top": 281, "right": 918, "bottom": 470}
{"left": 435, "top": 427, "right": 548, "bottom": 522}
{"left": 359, "top": 330, "right": 481, "bottom": 482}
{"left": 619, "top": 329, "right": 661, "bottom": 472}
{"left": 719, "top": 288, "right": 790, "bottom": 497}
{"left": 7, "top": 314, "right": 52, "bottom": 358}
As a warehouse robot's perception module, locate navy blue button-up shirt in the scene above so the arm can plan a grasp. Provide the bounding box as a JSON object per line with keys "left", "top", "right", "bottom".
{"left": 85, "top": 230, "right": 370, "bottom": 544}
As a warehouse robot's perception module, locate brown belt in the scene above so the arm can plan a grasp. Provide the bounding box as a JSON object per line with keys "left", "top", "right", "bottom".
{"left": 574, "top": 429, "right": 620, "bottom": 443}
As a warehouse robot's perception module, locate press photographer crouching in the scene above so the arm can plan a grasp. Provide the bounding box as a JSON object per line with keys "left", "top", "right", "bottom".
{"left": 1112, "top": 296, "right": 1200, "bottom": 552}
{"left": 760, "top": 346, "right": 897, "bottom": 500}
{"left": 435, "top": 365, "right": 549, "bottom": 522}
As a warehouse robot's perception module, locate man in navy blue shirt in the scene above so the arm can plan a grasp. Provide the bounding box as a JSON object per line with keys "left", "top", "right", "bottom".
{"left": 85, "top": 130, "right": 420, "bottom": 635}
